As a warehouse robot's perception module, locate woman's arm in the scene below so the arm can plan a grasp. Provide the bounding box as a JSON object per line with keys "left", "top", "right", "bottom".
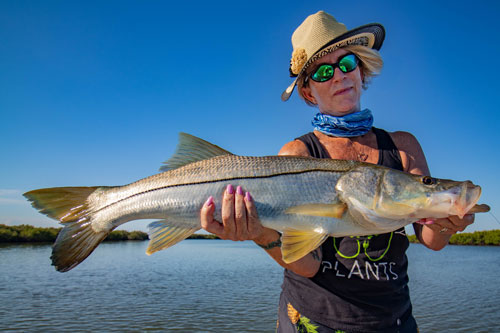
{"left": 391, "top": 131, "right": 474, "bottom": 250}
{"left": 199, "top": 139, "right": 322, "bottom": 278}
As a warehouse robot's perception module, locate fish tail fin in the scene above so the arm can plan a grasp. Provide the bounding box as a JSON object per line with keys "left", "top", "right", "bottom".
{"left": 146, "top": 220, "right": 200, "bottom": 255}
{"left": 24, "top": 187, "right": 98, "bottom": 222}
{"left": 23, "top": 187, "right": 109, "bottom": 272}
{"left": 51, "top": 218, "right": 109, "bottom": 272}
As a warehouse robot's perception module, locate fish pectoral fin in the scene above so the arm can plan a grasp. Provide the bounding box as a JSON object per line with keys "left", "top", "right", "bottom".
{"left": 159, "top": 133, "right": 234, "bottom": 171}
{"left": 146, "top": 220, "right": 200, "bottom": 255}
{"left": 281, "top": 229, "right": 329, "bottom": 264}
{"left": 377, "top": 200, "right": 416, "bottom": 216}
{"left": 285, "top": 203, "right": 347, "bottom": 218}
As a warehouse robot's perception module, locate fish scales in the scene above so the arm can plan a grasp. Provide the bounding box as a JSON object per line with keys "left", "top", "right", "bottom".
{"left": 127, "top": 155, "right": 359, "bottom": 189}
{"left": 92, "top": 156, "right": 353, "bottom": 233}
{"left": 90, "top": 155, "right": 358, "bottom": 220}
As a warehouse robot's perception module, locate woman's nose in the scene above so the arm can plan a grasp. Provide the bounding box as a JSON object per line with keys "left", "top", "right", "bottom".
{"left": 332, "top": 67, "right": 347, "bottom": 82}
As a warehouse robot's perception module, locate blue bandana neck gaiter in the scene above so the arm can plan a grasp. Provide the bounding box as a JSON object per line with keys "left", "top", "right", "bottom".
{"left": 311, "top": 109, "right": 374, "bottom": 137}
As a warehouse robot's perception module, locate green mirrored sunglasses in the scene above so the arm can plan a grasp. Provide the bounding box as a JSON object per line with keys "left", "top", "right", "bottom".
{"left": 308, "top": 54, "right": 359, "bottom": 83}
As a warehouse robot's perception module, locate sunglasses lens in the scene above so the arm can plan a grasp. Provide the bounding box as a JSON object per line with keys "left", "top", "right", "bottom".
{"left": 310, "top": 54, "right": 358, "bottom": 83}
{"left": 339, "top": 54, "right": 358, "bottom": 73}
{"left": 311, "top": 65, "right": 334, "bottom": 82}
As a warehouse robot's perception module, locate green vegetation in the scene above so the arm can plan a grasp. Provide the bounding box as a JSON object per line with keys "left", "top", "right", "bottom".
{"left": 0, "top": 224, "right": 148, "bottom": 243}
{"left": 2, "top": 224, "right": 498, "bottom": 245}
{"left": 188, "top": 233, "right": 219, "bottom": 240}
{"left": 408, "top": 230, "right": 500, "bottom": 246}
{"left": 0, "top": 224, "right": 60, "bottom": 243}
{"left": 0, "top": 224, "right": 219, "bottom": 243}
{"left": 104, "top": 229, "right": 149, "bottom": 241}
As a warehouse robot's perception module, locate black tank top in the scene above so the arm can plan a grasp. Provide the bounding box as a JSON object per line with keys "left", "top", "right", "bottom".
{"left": 282, "top": 128, "right": 412, "bottom": 332}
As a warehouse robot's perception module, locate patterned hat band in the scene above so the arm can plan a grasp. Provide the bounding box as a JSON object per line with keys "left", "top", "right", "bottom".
{"left": 281, "top": 11, "right": 385, "bottom": 101}
{"left": 291, "top": 35, "right": 371, "bottom": 78}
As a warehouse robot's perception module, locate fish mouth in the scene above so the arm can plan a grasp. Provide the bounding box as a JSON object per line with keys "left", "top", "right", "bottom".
{"left": 429, "top": 181, "right": 481, "bottom": 219}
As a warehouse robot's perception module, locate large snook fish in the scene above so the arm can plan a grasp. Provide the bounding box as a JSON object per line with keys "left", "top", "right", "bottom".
{"left": 24, "top": 133, "right": 490, "bottom": 272}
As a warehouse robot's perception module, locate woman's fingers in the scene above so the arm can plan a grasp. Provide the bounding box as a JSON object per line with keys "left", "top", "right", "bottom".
{"left": 221, "top": 184, "right": 237, "bottom": 240}
{"left": 428, "top": 214, "right": 475, "bottom": 235}
{"left": 427, "top": 220, "right": 454, "bottom": 235}
{"left": 200, "top": 196, "right": 224, "bottom": 235}
{"left": 201, "top": 185, "right": 263, "bottom": 241}
{"left": 235, "top": 186, "right": 249, "bottom": 241}
{"left": 448, "top": 214, "right": 474, "bottom": 231}
{"left": 245, "top": 191, "right": 263, "bottom": 239}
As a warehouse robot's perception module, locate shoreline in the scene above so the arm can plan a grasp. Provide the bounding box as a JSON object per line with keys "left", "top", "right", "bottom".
{"left": 0, "top": 224, "right": 219, "bottom": 243}
{"left": 1, "top": 224, "right": 498, "bottom": 245}
{"left": 407, "top": 230, "right": 499, "bottom": 246}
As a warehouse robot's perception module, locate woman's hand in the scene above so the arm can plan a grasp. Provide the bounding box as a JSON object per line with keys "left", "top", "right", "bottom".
{"left": 415, "top": 214, "right": 475, "bottom": 250}
{"left": 200, "top": 183, "right": 321, "bottom": 277}
{"left": 425, "top": 214, "right": 475, "bottom": 235}
{"left": 200, "top": 184, "right": 264, "bottom": 241}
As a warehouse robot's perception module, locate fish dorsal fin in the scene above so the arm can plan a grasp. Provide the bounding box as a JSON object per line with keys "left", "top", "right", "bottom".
{"left": 146, "top": 220, "right": 200, "bottom": 255}
{"left": 160, "top": 133, "right": 234, "bottom": 171}
{"left": 285, "top": 203, "right": 347, "bottom": 218}
{"left": 281, "top": 229, "right": 329, "bottom": 264}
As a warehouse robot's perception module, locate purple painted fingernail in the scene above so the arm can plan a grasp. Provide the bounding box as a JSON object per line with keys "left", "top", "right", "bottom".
{"left": 236, "top": 186, "right": 244, "bottom": 195}
{"left": 421, "top": 218, "right": 435, "bottom": 225}
{"left": 226, "top": 184, "right": 234, "bottom": 194}
{"left": 205, "top": 196, "right": 214, "bottom": 206}
{"left": 416, "top": 218, "right": 435, "bottom": 225}
{"left": 245, "top": 192, "right": 252, "bottom": 201}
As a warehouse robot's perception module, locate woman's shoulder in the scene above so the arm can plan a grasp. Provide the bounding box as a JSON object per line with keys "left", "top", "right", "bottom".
{"left": 278, "top": 139, "right": 311, "bottom": 157}
{"left": 386, "top": 130, "right": 429, "bottom": 175}
{"left": 387, "top": 130, "right": 420, "bottom": 150}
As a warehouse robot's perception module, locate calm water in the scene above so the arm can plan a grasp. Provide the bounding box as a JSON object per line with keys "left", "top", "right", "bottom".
{"left": 0, "top": 240, "right": 498, "bottom": 332}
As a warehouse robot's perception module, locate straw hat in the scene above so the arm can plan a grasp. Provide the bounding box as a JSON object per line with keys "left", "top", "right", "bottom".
{"left": 281, "top": 11, "right": 385, "bottom": 101}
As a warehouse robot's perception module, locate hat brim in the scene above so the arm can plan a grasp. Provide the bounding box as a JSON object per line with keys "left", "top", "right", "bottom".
{"left": 281, "top": 23, "right": 385, "bottom": 101}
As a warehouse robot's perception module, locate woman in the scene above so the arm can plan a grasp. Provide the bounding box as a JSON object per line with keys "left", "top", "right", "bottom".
{"left": 200, "top": 11, "right": 474, "bottom": 332}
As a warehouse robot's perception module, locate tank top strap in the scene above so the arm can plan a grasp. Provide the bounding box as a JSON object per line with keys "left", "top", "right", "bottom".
{"left": 295, "top": 132, "right": 330, "bottom": 159}
{"left": 372, "top": 127, "right": 404, "bottom": 171}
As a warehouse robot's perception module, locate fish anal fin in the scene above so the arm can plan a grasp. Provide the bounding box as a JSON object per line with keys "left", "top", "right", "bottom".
{"left": 160, "top": 133, "right": 234, "bottom": 172}
{"left": 281, "top": 229, "right": 329, "bottom": 264}
{"left": 285, "top": 203, "right": 347, "bottom": 218}
{"left": 146, "top": 220, "right": 200, "bottom": 255}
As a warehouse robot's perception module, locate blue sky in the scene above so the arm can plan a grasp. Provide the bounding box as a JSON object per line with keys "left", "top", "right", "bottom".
{"left": 1, "top": 0, "right": 499, "bottom": 233}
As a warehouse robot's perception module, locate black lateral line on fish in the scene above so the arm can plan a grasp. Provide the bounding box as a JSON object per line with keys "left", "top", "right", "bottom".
{"left": 91, "top": 169, "right": 339, "bottom": 216}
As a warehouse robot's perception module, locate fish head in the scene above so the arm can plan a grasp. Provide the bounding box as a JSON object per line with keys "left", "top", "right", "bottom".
{"left": 336, "top": 165, "right": 482, "bottom": 223}
{"left": 413, "top": 177, "right": 481, "bottom": 219}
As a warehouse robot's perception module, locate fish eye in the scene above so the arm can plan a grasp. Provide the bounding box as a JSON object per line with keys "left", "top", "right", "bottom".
{"left": 421, "top": 176, "right": 436, "bottom": 185}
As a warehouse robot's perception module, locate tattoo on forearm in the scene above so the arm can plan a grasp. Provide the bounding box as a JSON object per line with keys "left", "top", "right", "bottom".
{"left": 257, "top": 234, "right": 282, "bottom": 250}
